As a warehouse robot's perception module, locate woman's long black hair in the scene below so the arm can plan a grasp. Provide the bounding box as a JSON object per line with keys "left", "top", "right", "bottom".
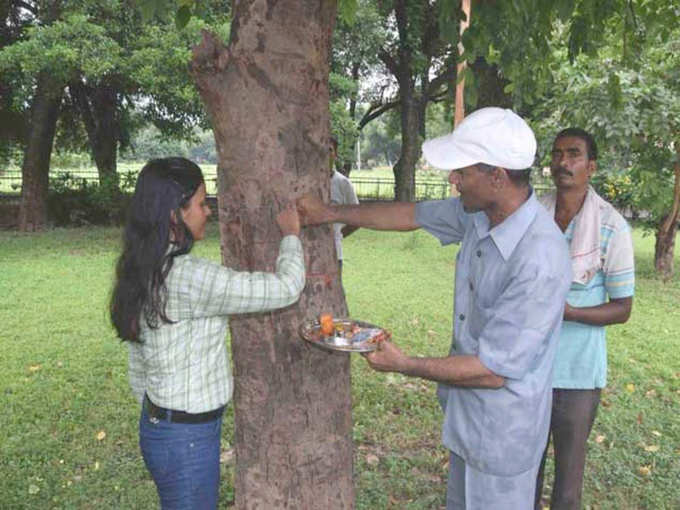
{"left": 110, "top": 157, "right": 204, "bottom": 342}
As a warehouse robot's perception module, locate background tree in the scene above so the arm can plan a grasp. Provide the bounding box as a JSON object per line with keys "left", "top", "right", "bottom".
{"left": 0, "top": 1, "right": 229, "bottom": 230}
{"left": 0, "top": 7, "right": 121, "bottom": 230}
{"left": 534, "top": 8, "right": 680, "bottom": 278}
{"left": 331, "top": 0, "right": 386, "bottom": 175}
{"left": 373, "top": 0, "right": 457, "bottom": 201}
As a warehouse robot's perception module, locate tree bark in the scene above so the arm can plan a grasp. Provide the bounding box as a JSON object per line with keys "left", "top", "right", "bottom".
{"left": 18, "top": 72, "right": 62, "bottom": 231}
{"left": 341, "top": 62, "right": 361, "bottom": 177}
{"left": 191, "top": 1, "right": 353, "bottom": 508}
{"left": 70, "top": 82, "right": 119, "bottom": 185}
{"left": 393, "top": 86, "right": 420, "bottom": 202}
{"left": 654, "top": 147, "right": 680, "bottom": 280}
{"left": 470, "top": 57, "right": 512, "bottom": 109}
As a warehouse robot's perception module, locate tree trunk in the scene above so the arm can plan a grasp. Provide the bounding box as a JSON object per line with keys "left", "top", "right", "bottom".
{"left": 654, "top": 149, "right": 680, "bottom": 280}
{"left": 393, "top": 86, "right": 420, "bottom": 202}
{"left": 18, "top": 72, "right": 62, "bottom": 231}
{"left": 71, "top": 82, "right": 119, "bottom": 185}
{"left": 470, "top": 57, "right": 512, "bottom": 109}
{"left": 342, "top": 62, "right": 361, "bottom": 177}
{"left": 191, "top": 1, "right": 354, "bottom": 508}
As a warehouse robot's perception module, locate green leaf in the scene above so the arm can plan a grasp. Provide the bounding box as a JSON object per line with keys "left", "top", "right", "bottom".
{"left": 338, "top": 0, "right": 358, "bottom": 25}
{"left": 176, "top": 5, "right": 192, "bottom": 30}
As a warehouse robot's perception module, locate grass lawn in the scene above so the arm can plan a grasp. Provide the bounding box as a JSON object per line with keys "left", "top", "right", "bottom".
{"left": 0, "top": 225, "right": 678, "bottom": 509}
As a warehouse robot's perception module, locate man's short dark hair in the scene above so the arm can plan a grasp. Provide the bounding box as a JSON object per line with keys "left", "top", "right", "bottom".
{"left": 554, "top": 128, "right": 598, "bottom": 160}
{"left": 476, "top": 162, "right": 531, "bottom": 187}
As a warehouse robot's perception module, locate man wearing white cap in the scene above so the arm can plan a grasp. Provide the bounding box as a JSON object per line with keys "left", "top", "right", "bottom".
{"left": 297, "top": 107, "right": 572, "bottom": 509}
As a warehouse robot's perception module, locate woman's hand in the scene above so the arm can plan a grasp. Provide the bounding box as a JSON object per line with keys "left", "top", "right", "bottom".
{"left": 277, "top": 203, "right": 301, "bottom": 236}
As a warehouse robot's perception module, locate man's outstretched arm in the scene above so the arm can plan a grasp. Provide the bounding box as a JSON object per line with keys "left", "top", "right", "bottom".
{"left": 297, "top": 194, "right": 419, "bottom": 232}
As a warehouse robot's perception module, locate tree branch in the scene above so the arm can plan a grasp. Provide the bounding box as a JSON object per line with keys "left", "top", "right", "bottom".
{"left": 358, "top": 99, "right": 400, "bottom": 130}
{"left": 15, "top": 0, "right": 39, "bottom": 16}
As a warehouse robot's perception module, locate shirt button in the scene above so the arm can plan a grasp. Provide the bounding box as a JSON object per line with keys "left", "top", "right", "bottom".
{"left": 476, "top": 250, "right": 482, "bottom": 257}
{"left": 459, "top": 314, "right": 465, "bottom": 321}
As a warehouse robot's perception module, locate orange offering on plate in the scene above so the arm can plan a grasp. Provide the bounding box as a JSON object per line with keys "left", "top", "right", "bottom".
{"left": 319, "top": 313, "right": 334, "bottom": 336}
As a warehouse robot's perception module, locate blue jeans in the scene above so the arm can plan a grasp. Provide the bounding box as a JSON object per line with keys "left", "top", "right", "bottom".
{"left": 139, "top": 408, "right": 223, "bottom": 509}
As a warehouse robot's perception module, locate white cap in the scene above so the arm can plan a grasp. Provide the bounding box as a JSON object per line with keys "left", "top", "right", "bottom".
{"left": 422, "top": 107, "right": 537, "bottom": 170}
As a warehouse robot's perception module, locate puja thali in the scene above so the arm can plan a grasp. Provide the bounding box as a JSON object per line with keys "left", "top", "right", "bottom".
{"left": 299, "top": 317, "right": 389, "bottom": 353}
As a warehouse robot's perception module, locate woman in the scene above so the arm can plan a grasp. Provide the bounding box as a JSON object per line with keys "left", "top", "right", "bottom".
{"left": 110, "top": 157, "right": 305, "bottom": 509}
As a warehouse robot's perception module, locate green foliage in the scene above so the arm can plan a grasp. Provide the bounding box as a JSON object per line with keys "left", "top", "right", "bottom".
{"left": 338, "top": 0, "right": 359, "bottom": 25}
{"left": 534, "top": 19, "right": 680, "bottom": 229}
{"left": 0, "top": 1, "right": 231, "bottom": 167}
{"left": 0, "top": 14, "right": 122, "bottom": 104}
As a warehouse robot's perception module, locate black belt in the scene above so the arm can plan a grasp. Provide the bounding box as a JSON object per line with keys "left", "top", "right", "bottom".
{"left": 144, "top": 394, "right": 224, "bottom": 424}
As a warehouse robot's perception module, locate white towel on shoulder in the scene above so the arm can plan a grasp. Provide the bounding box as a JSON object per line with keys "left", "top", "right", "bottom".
{"left": 539, "top": 186, "right": 604, "bottom": 285}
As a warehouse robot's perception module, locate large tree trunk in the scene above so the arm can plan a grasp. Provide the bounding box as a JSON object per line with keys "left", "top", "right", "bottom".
{"left": 18, "top": 72, "right": 62, "bottom": 231}
{"left": 654, "top": 149, "right": 680, "bottom": 280}
{"left": 191, "top": 1, "right": 354, "bottom": 508}
{"left": 70, "top": 82, "right": 119, "bottom": 184}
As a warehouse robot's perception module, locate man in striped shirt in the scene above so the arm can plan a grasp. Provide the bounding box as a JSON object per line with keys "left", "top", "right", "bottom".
{"left": 535, "top": 128, "right": 635, "bottom": 510}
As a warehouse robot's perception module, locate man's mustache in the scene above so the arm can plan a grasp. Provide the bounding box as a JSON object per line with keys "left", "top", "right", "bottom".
{"left": 553, "top": 167, "right": 573, "bottom": 176}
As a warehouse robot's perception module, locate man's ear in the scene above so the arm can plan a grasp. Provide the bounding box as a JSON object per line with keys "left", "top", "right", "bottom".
{"left": 588, "top": 160, "right": 597, "bottom": 177}
{"left": 492, "top": 167, "right": 507, "bottom": 190}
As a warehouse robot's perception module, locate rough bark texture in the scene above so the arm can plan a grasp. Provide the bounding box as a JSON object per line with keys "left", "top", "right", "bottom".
{"left": 191, "top": 1, "right": 353, "bottom": 508}
{"left": 654, "top": 149, "right": 680, "bottom": 280}
{"left": 18, "top": 72, "right": 62, "bottom": 231}
{"left": 71, "top": 82, "right": 119, "bottom": 184}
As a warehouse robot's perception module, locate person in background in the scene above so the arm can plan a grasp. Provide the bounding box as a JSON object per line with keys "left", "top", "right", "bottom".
{"left": 535, "top": 128, "right": 634, "bottom": 510}
{"left": 298, "top": 108, "right": 572, "bottom": 510}
{"left": 329, "top": 136, "right": 359, "bottom": 282}
{"left": 110, "top": 157, "right": 305, "bottom": 509}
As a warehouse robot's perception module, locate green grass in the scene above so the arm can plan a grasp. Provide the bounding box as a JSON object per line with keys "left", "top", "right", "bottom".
{"left": 0, "top": 225, "right": 678, "bottom": 509}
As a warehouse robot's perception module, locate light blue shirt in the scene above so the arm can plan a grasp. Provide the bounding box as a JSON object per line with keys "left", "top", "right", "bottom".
{"left": 552, "top": 215, "right": 635, "bottom": 389}
{"left": 416, "top": 191, "right": 572, "bottom": 476}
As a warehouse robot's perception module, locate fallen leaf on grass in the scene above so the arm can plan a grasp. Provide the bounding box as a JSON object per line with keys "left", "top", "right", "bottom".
{"left": 644, "top": 445, "right": 660, "bottom": 452}
{"left": 220, "top": 449, "right": 234, "bottom": 464}
{"left": 28, "top": 484, "right": 39, "bottom": 495}
{"left": 651, "top": 430, "right": 662, "bottom": 437}
{"left": 600, "top": 400, "right": 611, "bottom": 408}
{"left": 94, "top": 461, "right": 100, "bottom": 470}
{"left": 626, "top": 383, "right": 635, "bottom": 393}
{"left": 595, "top": 435, "right": 606, "bottom": 444}
{"left": 28, "top": 365, "right": 41, "bottom": 372}
{"left": 366, "top": 454, "right": 379, "bottom": 466}
{"left": 645, "top": 389, "right": 657, "bottom": 398}
{"left": 638, "top": 465, "right": 652, "bottom": 476}
{"left": 96, "top": 430, "right": 106, "bottom": 441}
{"left": 637, "top": 412, "right": 643, "bottom": 425}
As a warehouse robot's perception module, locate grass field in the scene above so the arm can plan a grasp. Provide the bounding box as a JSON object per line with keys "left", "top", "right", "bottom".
{"left": 0, "top": 225, "right": 678, "bottom": 509}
